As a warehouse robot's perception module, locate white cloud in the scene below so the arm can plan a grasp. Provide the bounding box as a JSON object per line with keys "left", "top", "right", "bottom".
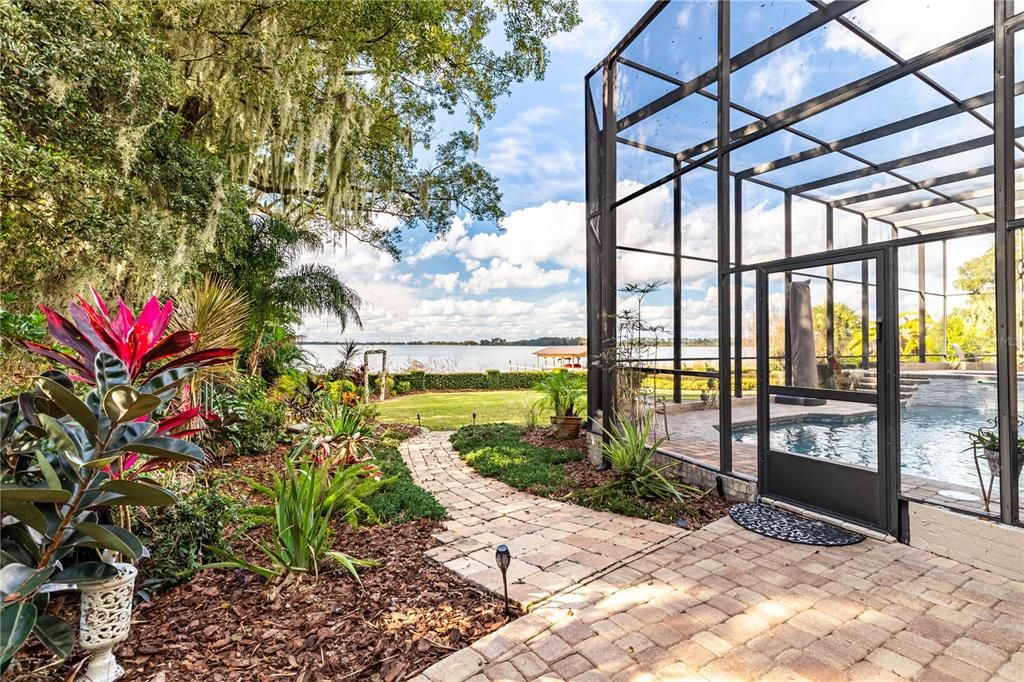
{"left": 548, "top": 2, "right": 623, "bottom": 60}
{"left": 750, "top": 47, "right": 811, "bottom": 110}
{"left": 824, "top": 1, "right": 989, "bottom": 60}
{"left": 412, "top": 199, "right": 587, "bottom": 271}
{"left": 463, "top": 259, "right": 570, "bottom": 294}
{"left": 428, "top": 272, "right": 460, "bottom": 292}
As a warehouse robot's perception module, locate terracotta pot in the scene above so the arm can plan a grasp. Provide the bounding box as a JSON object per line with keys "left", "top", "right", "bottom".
{"left": 79, "top": 562, "right": 137, "bottom": 682}
{"left": 550, "top": 415, "right": 582, "bottom": 440}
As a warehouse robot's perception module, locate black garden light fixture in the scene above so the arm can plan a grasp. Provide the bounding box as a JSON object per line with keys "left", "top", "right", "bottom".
{"left": 495, "top": 544, "right": 511, "bottom": 616}
{"left": 416, "top": 413, "right": 421, "bottom": 428}
{"left": 472, "top": 411, "right": 478, "bottom": 425}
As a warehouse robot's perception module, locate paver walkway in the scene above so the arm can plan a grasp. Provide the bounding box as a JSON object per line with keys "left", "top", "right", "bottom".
{"left": 401, "top": 430, "right": 687, "bottom": 607}
{"left": 402, "top": 431, "right": 1024, "bottom": 682}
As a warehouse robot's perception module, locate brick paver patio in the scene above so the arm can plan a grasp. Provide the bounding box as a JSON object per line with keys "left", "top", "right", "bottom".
{"left": 403, "top": 431, "right": 1024, "bottom": 682}
{"left": 401, "top": 430, "right": 687, "bottom": 607}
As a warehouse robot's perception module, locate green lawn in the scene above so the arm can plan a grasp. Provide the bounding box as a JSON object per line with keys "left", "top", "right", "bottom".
{"left": 376, "top": 390, "right": 543, "bottom": 431}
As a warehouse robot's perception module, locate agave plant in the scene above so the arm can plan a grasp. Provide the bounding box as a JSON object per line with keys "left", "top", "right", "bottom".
{"left": 602, "top": 417, "right": 697, "bottom": 501}
{"left": 316, "top": 403, "right": 377, "bottom": 467}
{"left": 0, "top": 353, "right": 206, "bottom": 673}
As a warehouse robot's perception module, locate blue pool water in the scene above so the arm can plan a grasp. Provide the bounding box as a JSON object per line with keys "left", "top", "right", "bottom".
{"left": 733, "top": 406, "right": 993, "bottom": 487}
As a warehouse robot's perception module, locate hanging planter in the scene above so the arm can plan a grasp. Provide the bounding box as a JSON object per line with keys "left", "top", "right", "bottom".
{"left": 78, "top": 563, "right": 138, "bottom": 682}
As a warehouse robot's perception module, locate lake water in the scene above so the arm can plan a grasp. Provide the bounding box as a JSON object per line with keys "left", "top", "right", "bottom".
{"left": 300, "top": 343, "right": 720, "bottom": 372}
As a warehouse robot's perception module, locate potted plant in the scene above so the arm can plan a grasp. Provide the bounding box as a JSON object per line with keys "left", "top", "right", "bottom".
{"left": 535, "top": 371, "right": 585, "bottom": 439}
{"left": 962, "top": 420, "right": 1023, "bottom": 512}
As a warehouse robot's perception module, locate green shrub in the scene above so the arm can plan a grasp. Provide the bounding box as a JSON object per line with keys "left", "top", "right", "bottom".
{"left": 390, "top": 370, "right": 550, "bottom": 391}
{"left": 394, "top": 380, "right": 412, "bottom": 395}
{"left": 134, "top": 474, "right": 237, "bottom": 591}
{"left": 450, "top": 424, "right": 583, "bottom": 495}
{"left": 371, "top": 375, "right": 396, "bottom": 395}
{"left": 234, "top": 376, "right": 287, "bottom": 454}
{"left": 365, "top": 443, "right": 446, "bottom": 523}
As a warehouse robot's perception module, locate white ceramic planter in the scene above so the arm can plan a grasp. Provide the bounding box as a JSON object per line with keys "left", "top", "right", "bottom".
{"left": 79, "top": 563, "right": 137, "bottom": 682}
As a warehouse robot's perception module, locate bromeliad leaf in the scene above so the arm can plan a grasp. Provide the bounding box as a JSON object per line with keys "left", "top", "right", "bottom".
{"left": 129, "top": 436, "right": 206, "bottom": 464}
{"left": 72, "top": 522, "right": 143, "bottom": 560}
{"left": 102, "top": 385, "right": 160, "bottom": 424}
{"left": 32, "top": 614, "right": 74, "bottom": 658}
{"left": 35, "top": 378, "right": 97, "bottom": 433}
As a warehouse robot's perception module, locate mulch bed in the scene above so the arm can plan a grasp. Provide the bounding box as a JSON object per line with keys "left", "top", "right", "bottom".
{"left": 116, "top": 520, "right": 517, "bottom": 681}
{"left": 12, "top": 434, "right": 517, "bottom": 682}
{"left": 522, "top": 426, "right": 587, "bottom": 452}
{"left": 521, "top": 426, "right": 731, "bottom": 531}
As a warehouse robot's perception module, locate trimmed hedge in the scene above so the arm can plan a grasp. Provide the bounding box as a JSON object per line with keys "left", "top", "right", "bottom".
{"left": 391, "top": 369, "right": 548, "bottom": 391}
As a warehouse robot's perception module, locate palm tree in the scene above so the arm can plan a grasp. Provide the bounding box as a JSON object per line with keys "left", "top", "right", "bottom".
{"left": 219, "top": 214, "right": 362, "bottom": 375}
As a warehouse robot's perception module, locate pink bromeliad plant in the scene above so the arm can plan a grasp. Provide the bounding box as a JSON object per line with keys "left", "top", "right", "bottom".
{"left": 19, "top": 288, "right": 237, "bottom": 477}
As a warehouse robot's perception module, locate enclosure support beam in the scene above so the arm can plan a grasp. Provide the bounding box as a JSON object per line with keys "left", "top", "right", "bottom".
{"left": 673, "top": 161, "right": 683, "bottom": 404}
{"left": 617, "top": 0, "right": 866, "bottom": 131}
{"left": 784, "top": 192, "right": 794, "bottom": 386}
{"left": 918, "top": 243, "right": 927, "bottom": 364}
{"left": 717, "top": 0, "right": 733, "bottom": 474}
{"left": 861, "top": 216, "right": 870, "bottom": 370}
{"left": 993, "top": 1, "right": 1019, "bottom": 525}
{"left": 789, "top": 132, "right": 1022, "bottom": 195}
{"left": 737, "top": 84, "right": 1024, "bottom": 179}
{"left": 600, "top": 61, "right": 618, "bottom": 442}
{"left": 942, "top": 241, "right": 949, "bottom": 361}
{"left": 826, "top": 206, "right": 835, "bottom": 360}
{"left": 735, "top": 176, "right": 744, "bottom": 399}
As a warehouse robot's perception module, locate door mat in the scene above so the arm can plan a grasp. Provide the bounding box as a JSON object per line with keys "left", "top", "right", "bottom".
{"left": 729, "top": 502, "right": 866, "bottom": 546}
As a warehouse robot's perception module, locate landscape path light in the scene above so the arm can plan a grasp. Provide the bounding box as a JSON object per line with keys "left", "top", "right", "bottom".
{"left": 495, "top": 544, "right": 511, "bottom": 616}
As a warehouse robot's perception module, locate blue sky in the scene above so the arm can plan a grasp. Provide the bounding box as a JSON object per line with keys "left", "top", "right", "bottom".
{"left": 300, "top": 0, "right": 1003, "bottom": 343}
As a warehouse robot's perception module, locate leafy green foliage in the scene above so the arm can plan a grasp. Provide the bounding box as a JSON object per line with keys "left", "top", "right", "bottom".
{"left": 228, "top": 377, "right": 287, "bottom": 455}
{"left": 208, "top": 442, "right": 385, "bottom": 580}
{"left": 450, "top": 424, "right": 583, "bottom": 495}
{"left": 364, "top": 443, "right": 446, "bottom": 524}
{"left": 213, "top": 215, "right": 361, "bottom": 378}
{"left": 602, "top": 419, "right": 695, "bottom": 501}
{"left": 0, "top": 351, "right": 206, "bottom": 671}
{"left": 535, "top": 370, "right": 586, "bottom": 417}
{"left": 133, "top": 474, "right": 237, "bottom": 592}
{"left": 2, "top": 0, "right": 581, "bottom": 306}
{"left": 392, "top": 370, "right": 548, "bottom": 391}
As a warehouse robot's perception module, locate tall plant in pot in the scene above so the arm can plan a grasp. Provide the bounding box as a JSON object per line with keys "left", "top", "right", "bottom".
{"left": 2, "top": 289, "right": 234, "bottom": 679}
{"left": 535, "top": 371, "right": 585, "bottom": 439}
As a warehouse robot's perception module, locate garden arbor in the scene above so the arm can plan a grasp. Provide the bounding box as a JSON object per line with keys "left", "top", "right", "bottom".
{"left": 585, "top": 0, "right": 1024, "bottom": 533}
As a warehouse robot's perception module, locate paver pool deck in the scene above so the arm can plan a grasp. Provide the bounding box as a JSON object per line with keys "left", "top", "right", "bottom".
{"left": 401, "top": 431, "right": 1024, "bottom": 681}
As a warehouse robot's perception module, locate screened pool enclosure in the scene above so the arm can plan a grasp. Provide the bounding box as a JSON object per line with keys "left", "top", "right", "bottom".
{"left": 584, "top": 0, "right": 1024, "bottom": 533}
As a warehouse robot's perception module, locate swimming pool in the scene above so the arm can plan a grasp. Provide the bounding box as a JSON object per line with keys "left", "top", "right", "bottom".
{"left": 732, "top": 405, "right": 993, "bottom": 487}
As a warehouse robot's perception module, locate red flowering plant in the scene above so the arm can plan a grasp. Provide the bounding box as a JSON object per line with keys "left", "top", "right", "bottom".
{"left": 18, "top": 288, "right": 237, "bottom": 478}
